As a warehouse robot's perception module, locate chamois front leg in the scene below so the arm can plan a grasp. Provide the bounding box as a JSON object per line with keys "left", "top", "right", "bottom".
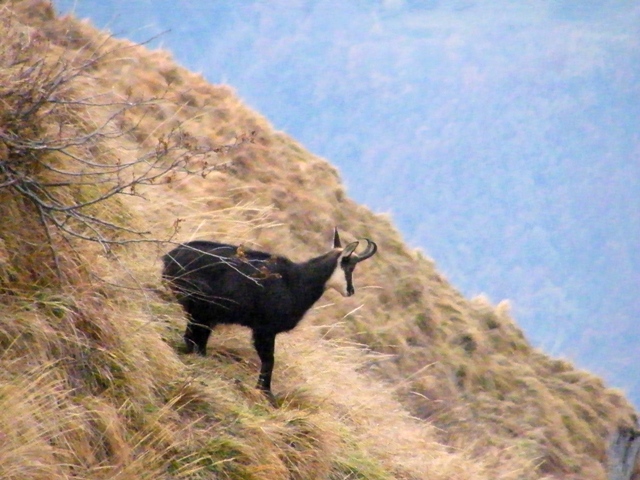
{"left": 253, "top": 330, "right": 277, "bottom": 405}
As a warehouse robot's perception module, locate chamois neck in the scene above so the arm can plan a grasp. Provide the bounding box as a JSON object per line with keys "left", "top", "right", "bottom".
{"left": 291, "top": 249, "right": 342, "bottom": 304}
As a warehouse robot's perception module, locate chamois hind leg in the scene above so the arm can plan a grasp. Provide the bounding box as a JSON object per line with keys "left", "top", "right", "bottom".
{"left": 252, "top": 330, "right": 277, "bottom": 404}
{"left": 179, "top": 297, "right": 214, "bottom": 355}
{"left": 184, "top": 321, "right": 212, "bottom": 355}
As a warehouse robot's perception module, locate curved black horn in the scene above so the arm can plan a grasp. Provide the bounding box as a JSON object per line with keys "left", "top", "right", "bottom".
{"left": 352, "top": 239, "right": 377, "bottom": 263}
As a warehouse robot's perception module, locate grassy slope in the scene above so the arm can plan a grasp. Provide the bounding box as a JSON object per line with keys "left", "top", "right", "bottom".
{"left": 0, "top": 1, "right": 637, "bottom": 479}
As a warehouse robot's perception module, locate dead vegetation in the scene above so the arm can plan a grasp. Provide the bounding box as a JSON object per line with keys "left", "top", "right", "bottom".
{"left": 0, "top": 1, "right": 637, "bottom": 479}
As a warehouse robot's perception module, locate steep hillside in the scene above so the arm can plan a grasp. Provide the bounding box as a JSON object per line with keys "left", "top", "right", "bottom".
{"left": 52, "top": 0, "right": 640, "bottom": 407}
{"left": 1, "top": 2, "right": 638, "bottom": 479}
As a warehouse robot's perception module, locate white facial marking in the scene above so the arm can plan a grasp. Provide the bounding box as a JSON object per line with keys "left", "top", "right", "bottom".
{"left": 327, "top": 262, "right": 349, "bottom": 297}
{"left": 325, "top": 247, "right": 357, "bottom": 297}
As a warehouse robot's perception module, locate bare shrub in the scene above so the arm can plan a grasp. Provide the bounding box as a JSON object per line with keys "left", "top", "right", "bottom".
{"left": 0, "top": 14, "right": 252, "bottom": 283}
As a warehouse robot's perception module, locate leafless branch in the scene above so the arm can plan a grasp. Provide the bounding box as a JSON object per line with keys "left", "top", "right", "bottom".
{"left": 0, "top": 18, "right": 254, "bottom": 278}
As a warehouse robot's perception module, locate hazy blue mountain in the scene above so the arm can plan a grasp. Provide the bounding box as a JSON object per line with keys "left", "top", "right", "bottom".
{"left": 54, "top": 0, "right": 640, "bottom": 406}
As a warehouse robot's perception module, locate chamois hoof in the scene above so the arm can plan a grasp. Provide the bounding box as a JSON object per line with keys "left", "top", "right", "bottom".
{"left": 263, "top": 390, "right": 279, "bottom": 408}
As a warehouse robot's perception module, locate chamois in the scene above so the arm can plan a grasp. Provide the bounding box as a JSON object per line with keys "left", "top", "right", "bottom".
{"left": 162, "top": 228, "right": 377, "bottom": 401}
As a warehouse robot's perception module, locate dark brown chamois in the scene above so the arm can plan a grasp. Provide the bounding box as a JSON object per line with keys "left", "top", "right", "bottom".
{"left": 162, "top": 228, "right": 377, "bottom": 402}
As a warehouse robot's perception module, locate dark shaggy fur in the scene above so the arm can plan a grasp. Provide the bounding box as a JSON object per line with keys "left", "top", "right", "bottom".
{"left": 162, "top": 231, "right": 376, "bottom": 401}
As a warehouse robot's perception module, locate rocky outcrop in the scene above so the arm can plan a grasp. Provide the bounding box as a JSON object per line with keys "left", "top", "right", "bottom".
{"left": 608, "top": 425, "right": 640, "bottom": 480}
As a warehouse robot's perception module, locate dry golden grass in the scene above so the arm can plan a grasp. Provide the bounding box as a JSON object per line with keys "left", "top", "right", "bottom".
{"left": 0, "top": 1, "right": 637, "bottom": 479}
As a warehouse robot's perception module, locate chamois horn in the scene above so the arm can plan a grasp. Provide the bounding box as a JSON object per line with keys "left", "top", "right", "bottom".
{"left": 350, "top": 238, "right": 377, "bottom": 263}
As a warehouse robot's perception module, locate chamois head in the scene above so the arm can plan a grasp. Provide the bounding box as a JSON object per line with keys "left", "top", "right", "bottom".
{"left": 326, "top": 227, "right": 378, "bottom": 297}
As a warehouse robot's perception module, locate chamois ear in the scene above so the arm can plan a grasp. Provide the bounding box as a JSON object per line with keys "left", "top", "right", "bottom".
{"left": 342, "top": 241, "right": 359, "bottom": 258}
{"left": 333, "top": 227, "right": 342, "bottom": 248}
